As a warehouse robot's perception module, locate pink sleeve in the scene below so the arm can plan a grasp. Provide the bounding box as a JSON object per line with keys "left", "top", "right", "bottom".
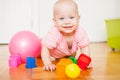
{"left": 76, "top": 27, "right": 90, "bottom": 48}
{"left": 41, "top": 27, "right": 59, "bottom": 49}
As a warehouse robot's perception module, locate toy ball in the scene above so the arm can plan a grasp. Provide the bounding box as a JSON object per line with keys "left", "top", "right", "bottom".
{"left": 9, "top": 31, "right": 41, "bottom": 62}
{"left": 65, "top": 63, "right": 80, "bottom": 78}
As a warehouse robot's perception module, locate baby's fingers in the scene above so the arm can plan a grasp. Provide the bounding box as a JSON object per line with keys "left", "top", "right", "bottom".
{"left": 43, "top": 64, "right": 56, "bottom": 71}
{"left": 44, "top": 66, "right": 50, "bottom": 71}
{"left": 49, "top": 65, "right": 56, "bottom": 72}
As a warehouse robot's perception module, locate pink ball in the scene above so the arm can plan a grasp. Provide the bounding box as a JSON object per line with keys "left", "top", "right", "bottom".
{"left": 9, "top": 31, "right": 41, "bottom": 62}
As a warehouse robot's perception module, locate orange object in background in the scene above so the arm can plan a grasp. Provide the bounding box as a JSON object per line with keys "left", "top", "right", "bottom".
{"left": 56, "top": 58, "right": 72, "bottom": 75}
{"left": 57, "top": 58, "right": 72, "bottom": 66}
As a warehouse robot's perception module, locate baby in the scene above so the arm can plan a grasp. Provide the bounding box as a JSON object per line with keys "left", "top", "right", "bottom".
{"left": 41, "top": 0, "right": 90, "bottom": 71}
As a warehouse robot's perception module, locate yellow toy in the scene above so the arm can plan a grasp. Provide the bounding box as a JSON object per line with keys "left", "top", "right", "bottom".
{"left": 65, "top": 63, "right": 80, "bottom": 78}
{"left": 65, "top": 56, "right": 80, "bottom": 78}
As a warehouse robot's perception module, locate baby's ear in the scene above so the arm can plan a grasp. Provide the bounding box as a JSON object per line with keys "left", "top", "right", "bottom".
{"left": 52, "top": 18, "right": 55, "bottom": 21}
{"left": 78, "top": 15, "right": 80, "bottom": 19}
{"left": 78, "top": 15, "right": 80, "bottom": 22}
{"left": 53, "top": 18, "right": 57, "bottom": 25}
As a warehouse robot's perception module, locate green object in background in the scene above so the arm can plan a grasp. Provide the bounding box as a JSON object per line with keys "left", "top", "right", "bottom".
{"left": 69, "top": 56, "right": 77, "bottom": 64}
{"left": 105, "top": 18, "right": 120, "bottom": 50}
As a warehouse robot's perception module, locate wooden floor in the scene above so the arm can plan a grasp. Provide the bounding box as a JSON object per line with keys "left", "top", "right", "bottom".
{"left": 0, "top": 42, "right": 120, "bottom": 80}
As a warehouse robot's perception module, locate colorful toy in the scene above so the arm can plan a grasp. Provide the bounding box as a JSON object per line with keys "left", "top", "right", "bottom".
{"left": 56, "top": 58, "right": 73, "bottom": 66}
{"left": 65, "top": 63, "right": 80, "bottom": 78}
{"left": 69, "top": 56, "right": 77, "bottom": 64}
{"left": 77, "top": 54, "right": 91, "bottom": 70}
{"left": 9, "top": 54, "right": 21, "bottom": 68}
{"left": 56, "top": 58, "right": 72, "bottom": 75}
{"left": 9, "top": 31, "right": 41, "bottom": 62}
{"left": 26, "top": 56, "right": 36, "bottom": 68}
{"left": 65, "top": 57, "right": 80, "bottom": 78}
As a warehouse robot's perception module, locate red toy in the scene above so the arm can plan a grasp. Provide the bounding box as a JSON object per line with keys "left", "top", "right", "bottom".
{"left": 77, "top": 54, "right": 91, "bottom": 70}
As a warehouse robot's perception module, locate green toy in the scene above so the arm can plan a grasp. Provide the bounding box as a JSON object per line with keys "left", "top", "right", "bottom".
{"left": 105, "top": 18, "right": 120, "bottom": 50}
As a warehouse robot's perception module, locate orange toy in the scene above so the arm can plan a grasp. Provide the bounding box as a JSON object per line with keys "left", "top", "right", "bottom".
{"left": 57, "top": 58, "right": 72, "bottom": 66}
{"left": 56, "top": 58, "right": 72, "bottom": 75}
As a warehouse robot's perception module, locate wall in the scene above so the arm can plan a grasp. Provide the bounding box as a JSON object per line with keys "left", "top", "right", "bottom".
{"left": 114, "top": 0, "right": 120, "bottom": 18}
{"left": 0, "top": 0, "right": 32, "bottom": 43}
{"left": 0, "top": 0, "right": 40, "bottom": 44}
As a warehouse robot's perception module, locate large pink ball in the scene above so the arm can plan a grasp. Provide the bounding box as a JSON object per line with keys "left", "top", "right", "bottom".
{"left": 9, "top": 31, "right": 41, "bottom": 62}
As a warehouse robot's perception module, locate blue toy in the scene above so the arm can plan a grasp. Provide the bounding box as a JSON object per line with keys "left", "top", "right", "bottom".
{"left": 26, "top": 56, "right": 36, "bottom": 68}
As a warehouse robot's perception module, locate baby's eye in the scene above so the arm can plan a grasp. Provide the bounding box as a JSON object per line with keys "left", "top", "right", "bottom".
{"left": 70, "top": 17, "right": 74, "bottom": 19}
{"left": 59, "top": 17, "right": 64, "bottom": 20}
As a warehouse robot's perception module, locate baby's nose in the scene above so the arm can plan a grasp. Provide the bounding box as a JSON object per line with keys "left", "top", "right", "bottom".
{"left": 64, "top": 19, "right": 71, "bottom": 24}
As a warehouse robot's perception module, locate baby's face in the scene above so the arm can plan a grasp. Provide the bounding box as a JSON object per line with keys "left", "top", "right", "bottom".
{"left": 53, "top": 2, "right": 80, "bottom": 35}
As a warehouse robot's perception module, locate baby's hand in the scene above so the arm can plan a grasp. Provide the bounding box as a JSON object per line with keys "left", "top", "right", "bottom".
{"left": 43, "top": 63, "right": 56, "bottom": 72}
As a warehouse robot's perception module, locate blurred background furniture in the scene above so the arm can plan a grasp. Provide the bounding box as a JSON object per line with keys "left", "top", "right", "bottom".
{"left": 105, "top": 18, "right": 120, "bottom": 50}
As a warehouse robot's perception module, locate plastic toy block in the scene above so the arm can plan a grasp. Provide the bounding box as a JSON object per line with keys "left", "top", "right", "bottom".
{"left": 9, "top": 54, "right": 21, "bottom": 68}
{"left": 77, "top": 54, "right": 91, "bottom": 70}
{"left": 26, "top": 57, "right": 36, "bottom": 68}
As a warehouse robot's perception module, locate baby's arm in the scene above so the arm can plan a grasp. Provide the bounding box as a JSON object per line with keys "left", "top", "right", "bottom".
{"left": 75, "top": 45, "right": 90, "bottom": 59}
{"left": 81, "top": 45, "right": 92, "bottom": 67}
{"left": 75, "top": 45, "right": 91, "bottom": 67}
{"left": 81, "top": 45, "right": 90, "bottom": 57}
{"left": 41, "top": 45, "right": 56, "bottom": 71}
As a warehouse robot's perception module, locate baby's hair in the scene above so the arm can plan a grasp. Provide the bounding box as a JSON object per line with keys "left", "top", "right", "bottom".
{"left": 53, "top": 0, "right": 79, "bottom": 16}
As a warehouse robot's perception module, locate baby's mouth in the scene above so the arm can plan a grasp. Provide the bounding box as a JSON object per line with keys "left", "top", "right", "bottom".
{"left": 63, "top": 26, "right": 72, "bottom": 28}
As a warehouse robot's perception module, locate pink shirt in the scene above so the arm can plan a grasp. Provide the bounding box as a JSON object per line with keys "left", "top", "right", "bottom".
{"left": 41, "top": 26, "right": 89, "bottom": 58}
